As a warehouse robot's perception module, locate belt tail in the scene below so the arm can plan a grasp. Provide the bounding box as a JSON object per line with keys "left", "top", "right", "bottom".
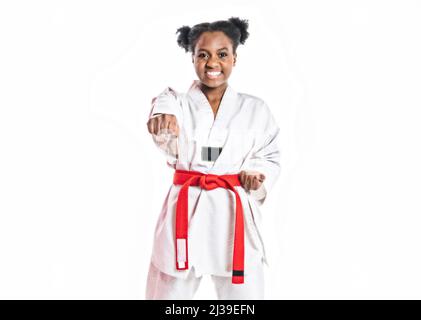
{"left": 175, "top": 178, "right": 192, "bottom": 271}
{"left": 231, "top": 186, "right": 245, "bottom": 284}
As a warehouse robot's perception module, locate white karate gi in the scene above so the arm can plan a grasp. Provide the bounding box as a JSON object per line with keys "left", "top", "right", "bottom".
{"left": 146, "top": 80, "right": 281, "bottom": 297}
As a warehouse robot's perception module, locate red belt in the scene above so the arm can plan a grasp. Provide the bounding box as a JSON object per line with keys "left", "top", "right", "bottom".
{"left": 173, "top": 169, "right": 245, "bottom": 284}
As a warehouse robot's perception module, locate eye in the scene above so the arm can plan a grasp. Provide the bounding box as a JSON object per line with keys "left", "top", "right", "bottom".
{"left": 198, "top": 53, "right": 207, "bottom": 58}
{"left": 219, "top": 52, "right": 228, "bottom": 58}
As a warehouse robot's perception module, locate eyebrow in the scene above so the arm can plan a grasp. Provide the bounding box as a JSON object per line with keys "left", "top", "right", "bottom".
{"left": 197, "top": 47, "right": 229, "bottom": 52}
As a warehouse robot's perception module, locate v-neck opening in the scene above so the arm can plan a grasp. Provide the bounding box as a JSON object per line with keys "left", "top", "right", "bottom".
{"left": 186, "top": 79, "right": 238, "bottom": 129}
{"left": 200, "top": 86, "right": 228, "bottom": 125}
{"left": 184, "top": 80, "right": 240, "bottom": 173}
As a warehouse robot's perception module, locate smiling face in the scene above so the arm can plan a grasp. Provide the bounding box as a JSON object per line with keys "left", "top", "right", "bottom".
{"left": 192, "top": 31, "right": 237, "bottom": 91}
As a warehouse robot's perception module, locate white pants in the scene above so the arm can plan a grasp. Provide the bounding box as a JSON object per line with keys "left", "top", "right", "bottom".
{"left": 145, "top": 261, "right": 265, "bottom": 300}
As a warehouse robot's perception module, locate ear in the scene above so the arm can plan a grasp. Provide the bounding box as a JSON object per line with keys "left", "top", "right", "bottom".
{"left": 233, "top": 53, "right": 237, "bottom": 66}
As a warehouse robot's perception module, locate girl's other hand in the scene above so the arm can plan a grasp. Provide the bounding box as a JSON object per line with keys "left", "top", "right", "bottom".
{"left": 239, "top": 170, "right": 266, "bottom": 191}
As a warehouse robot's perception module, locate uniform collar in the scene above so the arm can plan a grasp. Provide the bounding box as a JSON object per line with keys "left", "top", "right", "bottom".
{"left": 187, "top": 80, "right": 238, "bottom": 111}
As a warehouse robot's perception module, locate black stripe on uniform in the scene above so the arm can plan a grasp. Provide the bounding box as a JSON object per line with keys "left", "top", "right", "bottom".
{"left": 232, "top": 270, "right": 244, "bottom": 276}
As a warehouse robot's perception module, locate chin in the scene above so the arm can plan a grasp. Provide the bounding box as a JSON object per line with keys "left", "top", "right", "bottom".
{"left": 200, "top": 78, "right": 227, "bottom": 89}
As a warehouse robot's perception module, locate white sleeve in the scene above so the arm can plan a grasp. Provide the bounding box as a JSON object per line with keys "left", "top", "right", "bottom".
{"left": 242, "top": 103, "right": 281, "bottom": 206}
{"left": 148, "top": 87, "right": 183, "bottom": 169}
{"left": 149, "top": 86, "right": 183, "bottom": 127}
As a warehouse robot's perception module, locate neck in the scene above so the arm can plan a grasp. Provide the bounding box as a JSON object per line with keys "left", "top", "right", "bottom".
{"left": 199, "top": 82, "right": 228, "bottom": 102}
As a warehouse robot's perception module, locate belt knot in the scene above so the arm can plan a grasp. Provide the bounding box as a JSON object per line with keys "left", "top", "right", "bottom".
{"left": 199, "top": 174, "right": 220, "bottom": 190}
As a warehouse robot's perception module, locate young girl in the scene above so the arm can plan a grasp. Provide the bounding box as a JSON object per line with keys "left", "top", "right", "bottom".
{"left": 145, "top": 17, "right": 281, "bottom": 300}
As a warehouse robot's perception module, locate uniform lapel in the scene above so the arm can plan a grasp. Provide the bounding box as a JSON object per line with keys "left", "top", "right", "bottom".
{"left": 187, "top": 80, "right": 239, "bottom": 128}
{"left": 187, "top": 80, "right": 241, "bottom": 173}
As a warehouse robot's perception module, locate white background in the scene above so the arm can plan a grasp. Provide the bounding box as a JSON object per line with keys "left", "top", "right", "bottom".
{"left": 1, "top": 0, "right": 420, "bottom": 299}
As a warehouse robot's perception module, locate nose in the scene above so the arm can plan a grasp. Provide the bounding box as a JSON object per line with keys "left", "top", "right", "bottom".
{"left": 206, "top": 56, "right": 219, "bottom": 68}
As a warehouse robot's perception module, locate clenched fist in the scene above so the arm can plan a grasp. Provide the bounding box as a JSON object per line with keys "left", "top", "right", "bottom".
{"left": 147, "top": 113, "right": 179, "bottom": 136}
{"left": 239, "top": 170, "right": 265, "bottom": 191}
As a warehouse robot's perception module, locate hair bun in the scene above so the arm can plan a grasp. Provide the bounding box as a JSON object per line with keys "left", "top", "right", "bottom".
{"left": 228, "top": 17, "right": 249, "bottom": 44}
{"left": 175, "top": 25, "right": 191, "bottom": 52}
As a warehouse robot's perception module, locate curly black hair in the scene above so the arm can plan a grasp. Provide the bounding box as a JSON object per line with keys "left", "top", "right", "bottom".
{"left": 175, "top": 17, "right": 249, "bottom": 55}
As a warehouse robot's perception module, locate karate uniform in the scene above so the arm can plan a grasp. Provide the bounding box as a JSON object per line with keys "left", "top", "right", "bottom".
{"left": 145, "top": 80, "right": 281, "bottom": 299}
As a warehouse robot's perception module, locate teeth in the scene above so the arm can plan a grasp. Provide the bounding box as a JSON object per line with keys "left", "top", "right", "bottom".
{"left": 207, "top": 71, "right": 221, "bottom": 76}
